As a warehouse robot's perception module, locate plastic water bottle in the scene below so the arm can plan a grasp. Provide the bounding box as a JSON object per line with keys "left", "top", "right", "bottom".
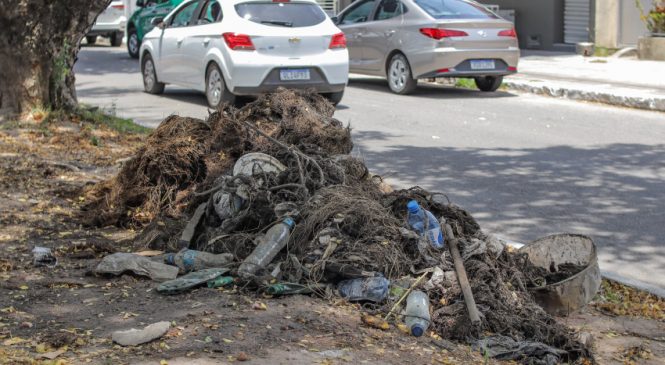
{"left": 404, "top": 290, "right": 431, "bottom": 337}
{"left": 238, "top": 218, "right": 295, "bottom": 277}
{"left": 165, "top": 250, "right": 234, "bottom": 274}
{"left": 406, "top": 200, "right": 444, "bottom": 249}
{"left": 337, "top": 276, "right": 390, "bottom": 302}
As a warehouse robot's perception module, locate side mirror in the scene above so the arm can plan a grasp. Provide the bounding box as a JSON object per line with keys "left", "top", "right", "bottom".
{"left": 136, "top": 0, "right": 145, "bottom": 7}
{"left": 331, "top": 16, "right": 339, "bottom": 24}
{"left": 151, "top": 17, "right": 164, "bottom": 28}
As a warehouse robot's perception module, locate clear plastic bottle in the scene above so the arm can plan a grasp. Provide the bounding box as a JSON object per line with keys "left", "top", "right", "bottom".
{"left": 337, "top": 276, "right": 390, "bottom": 302}
{"left": 165, "top": 250, "right": 234, "bottom": 274}
{"left": 406, "top": 200, "right": 444, "bottom": 249}
{"left": 238, "top": 218, "right": 295, "bottom": 277}
{"left": 404, "top": 290, "right": 431, "bottom": 337}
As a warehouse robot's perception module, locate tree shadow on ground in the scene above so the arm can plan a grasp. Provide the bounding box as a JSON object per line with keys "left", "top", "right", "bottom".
{"left": 352, "top": 130, "right": 665, "bottom": 287}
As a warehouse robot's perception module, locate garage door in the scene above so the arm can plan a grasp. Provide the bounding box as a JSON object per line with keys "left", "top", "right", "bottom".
{"left": 564, "top": 0, "right": 591, "bottom": 44}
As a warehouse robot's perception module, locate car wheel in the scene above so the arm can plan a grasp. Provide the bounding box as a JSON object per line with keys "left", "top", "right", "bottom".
{"left": 205, "top": 63, "right": 235, "bottom": 109}
{"left": 142, "top": 54, "right": 165, "bottom": 94}
{"left": 324, "top": 90, "right": 344, "bottom": 106}
{"left": 474, "top": 76, "right": 503, "bottom": 92}
{"left": 127, "top": 29, "right": 140, "bottom": 58}
{"left": 86, "top": 35, "right": 97, "bottom": 45}
{"left": 110, "top": 31, "right": 123, "bottom": 47}
{"left": 387, "top": 53, "right": 417, "bottom": 95}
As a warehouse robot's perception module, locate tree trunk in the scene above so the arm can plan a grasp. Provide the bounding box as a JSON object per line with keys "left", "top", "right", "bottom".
{"left": 0, "top": 0, "right": 111, "bottom": 116}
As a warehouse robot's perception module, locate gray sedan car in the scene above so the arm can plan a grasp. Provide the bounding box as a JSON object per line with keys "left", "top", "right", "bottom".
{"left": 334, "top": 0, "right": 519, "bottom": 94}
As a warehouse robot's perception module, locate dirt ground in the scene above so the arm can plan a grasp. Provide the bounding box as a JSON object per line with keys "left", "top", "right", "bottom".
{"left": 1, "top": 114, "right": 664, "bottom": 365}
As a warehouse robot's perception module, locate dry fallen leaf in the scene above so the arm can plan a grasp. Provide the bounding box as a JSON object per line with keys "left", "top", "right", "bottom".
{"left": 361, "top": 314, "right": 390, "bottom": 331}
{"left": 3, "top": 337, "right": 25, "bottom": 346}
{"left": 252, "top": 302, "right": 267, "bottom": 311}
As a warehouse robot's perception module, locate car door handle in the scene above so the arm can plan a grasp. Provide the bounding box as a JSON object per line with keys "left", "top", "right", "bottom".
{"left": 176, "top": 37, "right": 184, "bottom": 46}
{"left": 202, "top": 37, "right": 211, "bottom": 47}
{"left": 384, "top": 30, "right": 396, "bottom": 37}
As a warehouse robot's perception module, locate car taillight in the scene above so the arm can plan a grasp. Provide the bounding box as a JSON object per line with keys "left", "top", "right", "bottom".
{"left": 420, "top": 28, "right": 468, "bottom": 40}
{"left": 222, "top": 33, "right": 255, "bottom": 50}
{"left": 111, "top": 4, "right": 125, "bottom": 9}
{"left": 329, "top": 32, "right": 346, "bottom": 49}
{"left": 498, "top": 28, "right": 517, "bottom": 37}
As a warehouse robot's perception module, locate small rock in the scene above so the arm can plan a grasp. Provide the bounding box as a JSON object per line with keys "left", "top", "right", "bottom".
{"left": 237, "top": 352, "right": 249, "bottom": 361}
{"left": 578, "top": 331, "right": 594, "bottom": 348}
{"left": 112, "top": 321, "right": 170, "bottom": 346}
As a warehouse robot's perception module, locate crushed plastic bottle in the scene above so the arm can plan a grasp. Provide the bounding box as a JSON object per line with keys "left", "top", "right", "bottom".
{"left": 165, "top": 250, "right": 234, "bottom": 274}
{"left": 238, "top": 218, "right": 295, "bottom": 277}
{"left": 406, "top": 200, "right": 444, "bottom": 249}
{"left": 404, "top": 290, "right": 431, "bottom": 337}
{"left": 337, "top": 276, "right": 390, "bottom": 302}
{"left": 212, "top": 191, "right": 244, "bottom": 221}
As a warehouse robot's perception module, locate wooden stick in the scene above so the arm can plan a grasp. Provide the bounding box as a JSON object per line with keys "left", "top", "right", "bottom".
{"left": 443, "top": 223, "right": 481, "bottom": 325}
{"left": 384, "top": 271, "right": 429, "bottom": 321}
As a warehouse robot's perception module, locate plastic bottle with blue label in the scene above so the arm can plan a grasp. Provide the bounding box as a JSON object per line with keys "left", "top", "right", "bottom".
{"left": 406, "top": 200, "right": 444, "bottom": 249}
{"left": 165, "top": 250, "right": 234, "bottom": 274}
{"left": 238, "top": 217, "right": 295, "bottom": 277}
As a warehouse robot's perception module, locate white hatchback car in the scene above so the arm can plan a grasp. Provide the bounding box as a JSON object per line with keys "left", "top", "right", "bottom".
{"left": 139, "top": 0, "right": 349, "bottom": 107}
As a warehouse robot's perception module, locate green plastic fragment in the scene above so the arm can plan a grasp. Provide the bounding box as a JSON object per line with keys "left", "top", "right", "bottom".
{"left": 207, "top": 276, "right": 234, "bottom": 288}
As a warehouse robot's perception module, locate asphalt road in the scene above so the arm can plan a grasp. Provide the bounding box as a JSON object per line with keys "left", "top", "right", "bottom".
{"left": 76, "top": 46, "right": 665, "bottom": 296}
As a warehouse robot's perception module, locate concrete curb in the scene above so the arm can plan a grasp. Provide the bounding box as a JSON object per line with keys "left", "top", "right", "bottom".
{"left": 504, "top": 80, "right": 665, "bottom": 112}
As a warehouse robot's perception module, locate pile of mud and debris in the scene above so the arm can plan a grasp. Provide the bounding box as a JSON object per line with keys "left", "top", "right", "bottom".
{"left": 83, "top": 89, "right": 594, "bottom": 364}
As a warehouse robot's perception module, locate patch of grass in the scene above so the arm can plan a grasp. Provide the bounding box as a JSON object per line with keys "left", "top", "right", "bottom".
{"left": 454, "top": 78, "right": 477, "bottom": 89}
{"left": 593, "top": 46, "right": 618, "bottom": 57}
{"left": 75, "top": 105, "right": 150, "bottom": 134}
{"left": 44, "top": 105, "right": 150, "bottom": 135}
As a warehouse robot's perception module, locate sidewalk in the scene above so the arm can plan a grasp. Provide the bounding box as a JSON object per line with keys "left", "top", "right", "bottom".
{"left": 505, "top": 50, "right": 665, "bottom": 112}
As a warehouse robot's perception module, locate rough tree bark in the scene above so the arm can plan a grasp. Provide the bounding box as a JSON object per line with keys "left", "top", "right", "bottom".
{"left": 0, "top": 0, "right": 111, "bottom": 116}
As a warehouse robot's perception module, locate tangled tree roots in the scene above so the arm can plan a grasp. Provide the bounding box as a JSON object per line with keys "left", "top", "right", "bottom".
{"left": 82, "top": 115, "right": 210, "bottom": 226}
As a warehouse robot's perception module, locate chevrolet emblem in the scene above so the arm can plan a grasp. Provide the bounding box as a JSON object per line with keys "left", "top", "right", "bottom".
{"left": 289, "top": 37, "right": 301, "bottom": 43}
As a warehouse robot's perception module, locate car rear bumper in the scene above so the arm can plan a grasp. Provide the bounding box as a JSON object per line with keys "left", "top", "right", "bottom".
{"left": 224, "top": 50, "right": 348, "bottom": 95}
{"left": 233, "top": 67, "right": 345, "bottom": 94}
{"left": 89, "top": 19, "right": 127, "bottom": 35}
{"left": 410, "top": 47, "right": 520, "bottom": 79}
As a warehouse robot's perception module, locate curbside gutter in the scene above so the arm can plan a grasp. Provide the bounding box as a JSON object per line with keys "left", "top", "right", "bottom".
{"left": 503, "top": 79, "right": 665, "bottom": 113}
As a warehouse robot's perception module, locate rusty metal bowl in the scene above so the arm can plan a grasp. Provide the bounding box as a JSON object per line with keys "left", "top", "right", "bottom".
{"left": 519, "top": 234, "right": 601, "bottom": 316}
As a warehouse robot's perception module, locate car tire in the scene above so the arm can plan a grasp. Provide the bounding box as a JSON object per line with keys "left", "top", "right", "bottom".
{"left": 474, "top": 76, "right": 503, "bottom": 92}
{"left": 127, "top": 28, "right": 140, "bottom": 59}
{"left": 324, "top": 90, "right": 344, "bottom": 106}
{"left": 110, "top": 31, "right": 123, "bottom": 47}
{"left": 142, "top": 53, "right": 165, "bottom": 94}
{"left": 387, "top": 53, "right": 417, "bottom": 95}
{"left": 205, "top": 63, "right": 235, "bottom": 109}
{"left": 86, "top": 35, "right": 97, "bottom": 45}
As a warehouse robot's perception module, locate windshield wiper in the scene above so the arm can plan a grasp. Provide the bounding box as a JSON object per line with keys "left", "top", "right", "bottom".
{"left": 260, "top": 20, "right": 293, "bottom": 27}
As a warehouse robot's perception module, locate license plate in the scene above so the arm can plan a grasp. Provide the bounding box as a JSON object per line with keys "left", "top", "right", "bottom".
{"left": 279, "top": 69, "right": 310, "bottom": 81}
{"left": 470, "top": 60, "right": 495, "bottom": 70}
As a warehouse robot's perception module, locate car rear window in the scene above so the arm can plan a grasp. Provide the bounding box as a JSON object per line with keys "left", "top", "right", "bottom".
{"left": 414, "top": 0, "right": 497, "bottom": 19}
{"left": 235, "top": 2, "right": 327, "bottom": 27}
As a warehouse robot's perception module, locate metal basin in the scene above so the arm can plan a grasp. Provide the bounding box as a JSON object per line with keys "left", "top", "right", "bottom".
{"left": 519, "top": 234, "right": 601, "bottom": 316}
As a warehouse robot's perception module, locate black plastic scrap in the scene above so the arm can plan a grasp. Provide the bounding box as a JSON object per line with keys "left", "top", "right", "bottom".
{"left": 474, "top": 335, "right": 568, "bottom": 365}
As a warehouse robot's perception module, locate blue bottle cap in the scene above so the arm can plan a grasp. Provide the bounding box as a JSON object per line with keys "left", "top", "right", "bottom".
{"left": 411, "top": 324, "right": 425, "bottom": 337}
{"left": 407, "top": 200, "right": 420, "bottom": 214}
{"left": 283, "top": 217, "right": 295, "bottom": 228}
{"left": 165, "top": 253, "right": 175, "bottom": 265}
